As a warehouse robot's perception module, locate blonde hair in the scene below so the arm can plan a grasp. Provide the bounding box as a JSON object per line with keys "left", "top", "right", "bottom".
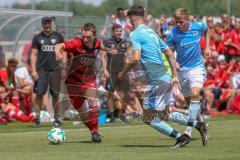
{"left": 174, "top": 8, "right": 189, "bottom": 19}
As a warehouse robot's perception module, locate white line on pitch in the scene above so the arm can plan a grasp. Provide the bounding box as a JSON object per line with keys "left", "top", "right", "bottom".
{"left": 0, "top": 125, "right": 143, "bottom": 136}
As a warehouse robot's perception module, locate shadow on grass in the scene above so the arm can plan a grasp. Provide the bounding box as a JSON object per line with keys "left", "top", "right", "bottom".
{"left": 121, "top": 144, "right": 170, "bottom": 148}
{"left": 65, "top": 141, "right": 92, "bottom": 144}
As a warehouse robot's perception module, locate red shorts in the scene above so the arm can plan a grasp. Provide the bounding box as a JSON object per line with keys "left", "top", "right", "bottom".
{"left": 66, "top": 82, "right": 97, "bottom": 109}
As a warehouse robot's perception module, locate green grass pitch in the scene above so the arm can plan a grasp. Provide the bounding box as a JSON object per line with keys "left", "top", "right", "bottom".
{"left": 0, "top": 115, "right": 240, "bottom": 160}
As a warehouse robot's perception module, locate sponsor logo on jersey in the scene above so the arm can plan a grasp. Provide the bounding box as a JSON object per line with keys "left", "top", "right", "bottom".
{"left": 79, "top": 56, "right": 95, "bottom": 66}
{"left": 40, "top": 40, "right": 45, "bottom": 44}
{"left": 41, "top": 45, "right": 55, "bottom": 52}
{"left": 192, "top": 31, "right": 199, "bottom": 36}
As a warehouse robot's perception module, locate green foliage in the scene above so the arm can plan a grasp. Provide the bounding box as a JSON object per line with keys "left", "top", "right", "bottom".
{"left": 11, "top": 0, "right": 240, "bottom": 17}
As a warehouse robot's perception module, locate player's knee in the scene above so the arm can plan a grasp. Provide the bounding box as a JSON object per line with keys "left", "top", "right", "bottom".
{"left": 87, "top": 98, "right": 97, "bottom": 107}
{"left": 168, "top": 112, "right": 180, "bottom": 122}
{"left": 142, "top": 110, "right": 155, "bottom": 125}
{"left": 191, "top": 91, "right": 200, "bottom": 100}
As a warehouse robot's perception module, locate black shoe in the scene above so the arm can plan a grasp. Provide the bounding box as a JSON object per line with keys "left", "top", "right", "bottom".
{"left": 171, "top": 134, "right": 190, "bottom": 148}
{"left": 119, "top": 111, "right": 129, "bottom": 124}
{"left": 53, "top": 119, "right": 62, "bottom": 127}
{"left": 91, "top": 132, "right": 102, "bottom": 143}
{"left": 196, "top": 122, "right": 208, "bottom": 146}
{"left": 108, "top": 112, "right": 115, "bottom": 123}
{"left": 34, "top": 118, "right": 41, "bottom": 128}
{"left": 109, "top": 117, "right": 115, "bottom": 123}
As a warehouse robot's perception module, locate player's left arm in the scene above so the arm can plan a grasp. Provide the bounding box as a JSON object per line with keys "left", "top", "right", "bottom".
{"left": 124, "top": 42, "right": 132, "bottom": 64}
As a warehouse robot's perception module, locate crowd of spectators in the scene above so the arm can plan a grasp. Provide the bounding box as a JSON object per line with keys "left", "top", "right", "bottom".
{"left": 0, "top": 7, "right": 239, "bottom": 125}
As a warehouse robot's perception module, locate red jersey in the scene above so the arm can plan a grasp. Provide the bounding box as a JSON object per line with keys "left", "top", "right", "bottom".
{"left": 228, "top": 28, "right": 239, "bottom": 55}
{"left": 64, "top": 38, "right": 101, "bottom": 84}
{"left": 223, "top": 28, "right": 238, "bottom": 55}
{"left": 0, "top": 69, "right": 8, "bottom": 86}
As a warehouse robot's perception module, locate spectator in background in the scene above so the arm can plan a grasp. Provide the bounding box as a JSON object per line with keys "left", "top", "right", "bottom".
{"left": 223, "top": 20, "right": 239, "bottom": 62}
{"left": 221, "top": 13, "right": 229, "bottom": 23}
{"left": 102, "top": 24, "right": 131, "bottom": 123}
{"left": 0, "top": 86, "right": 35, "bottom": 123}
{"left": 14, "top": 59, "right": 53, "bottom": 117}
{"left": 0, "top": 58, "right": 20, "bottom": 110}
{"left": 206, "top": 16, "right": 214, "bottom": 29}
{"left": 115, "top": 7, "right": 129, "bottom": 39}
{"left": 30, "top": 16, "right": 64, "bottom": 128}
{"left": 156, "top": 15, "right": 168, "bottom": 37}
{"left": 0, "top": 46, "right": 6, "bottom": 68}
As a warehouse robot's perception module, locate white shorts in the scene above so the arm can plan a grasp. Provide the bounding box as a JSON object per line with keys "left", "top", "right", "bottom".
{"left": 178, "top": 67, "right": 206, "bottom": 97}
{"left": 143, "top": 81, "right": 173, "bottom": 111}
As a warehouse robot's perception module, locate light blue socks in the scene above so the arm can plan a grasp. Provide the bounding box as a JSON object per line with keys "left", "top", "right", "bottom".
{"left": 185, "top": 100, "right": 201, "bottom": 135}
{"left": 168, "top": 111, "right": 197, "bottom": 127}
{"left": 150, "top": 117, "right": 181, "bottom": 139}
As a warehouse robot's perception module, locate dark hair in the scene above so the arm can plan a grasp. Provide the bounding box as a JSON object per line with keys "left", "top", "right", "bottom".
{"left": 41, "top": 16, "right": 53, "bottom": 24}
{"left": 112, "top": 23, "right": 122, "bottom": 31}
{"left": 117, "top": 7, "right": 124, "bottom": 12}
{"left": 127, "top": 5, "right": 145, "bottom": 17}
{"left": 82, "top": 23, "right": 96, "bottom": 35}
{"left": 8, "top": 57, "right": 18, "bottom": 65}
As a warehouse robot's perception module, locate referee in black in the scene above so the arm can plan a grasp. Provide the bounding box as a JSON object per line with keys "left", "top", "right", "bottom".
{"left": 30, "top": 16, "right": 64, "bottom": 127}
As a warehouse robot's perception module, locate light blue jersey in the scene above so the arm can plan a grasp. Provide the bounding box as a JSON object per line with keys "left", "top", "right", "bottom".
{"left": 166, "top": 22, "right": 207, "bottom": 70}
{"left": 130, "top": 24, "right": 171, "bottom": 83}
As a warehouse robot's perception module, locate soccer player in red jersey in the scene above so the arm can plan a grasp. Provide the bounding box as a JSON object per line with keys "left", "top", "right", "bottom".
{"left": 55, "top": 23, "right": 108, "bottom": 143}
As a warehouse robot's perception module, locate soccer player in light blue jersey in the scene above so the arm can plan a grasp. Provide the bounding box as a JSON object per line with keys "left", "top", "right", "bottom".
{"left": 118, "top": 5, "right": 207, "bottom": 148}
{"left": 166, "top": 8, "right": 211, "bottom": 146}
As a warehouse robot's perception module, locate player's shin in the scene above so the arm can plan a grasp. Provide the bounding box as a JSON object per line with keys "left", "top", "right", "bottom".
{"left": 143, "top": 110, "right": 181, "bottom": 139}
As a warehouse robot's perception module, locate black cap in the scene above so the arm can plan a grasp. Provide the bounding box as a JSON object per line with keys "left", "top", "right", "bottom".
{"left": 41, "top": 16, "right": 53, "bottom": 24}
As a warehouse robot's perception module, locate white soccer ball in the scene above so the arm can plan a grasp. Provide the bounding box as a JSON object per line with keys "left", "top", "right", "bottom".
{"left": 47, "top": 128, "right": 66, "bottom": 145}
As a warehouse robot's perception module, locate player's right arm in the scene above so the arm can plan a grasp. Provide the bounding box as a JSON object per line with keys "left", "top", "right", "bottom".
{"left": 55, "top": 43, "right": 66, "bottom": 61}
{"left": 55, "top": 38, "right": 79, "bottom": 60}
{"left": 118, "top": 32, "right": 141, "bottom": 80}
{"left": 118, "top": 49, "right": 141, "bottom": 80}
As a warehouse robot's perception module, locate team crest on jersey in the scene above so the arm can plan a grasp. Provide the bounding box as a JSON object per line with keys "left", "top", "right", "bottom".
{"left": 40, "top": 40, "right": 44, "bottom": 44}
{"left": 192, "top": 31, "right": 199, "bottom": 36}
{"left": 51, "top": 39, "right": 56, "bottom": 44}
{"left": 121, "top": 43, "right": 126, "bottom": 49}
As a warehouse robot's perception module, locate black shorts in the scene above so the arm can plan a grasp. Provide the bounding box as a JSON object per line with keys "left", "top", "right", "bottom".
{"left": 211, "top": 88, "right": 222, "bottom": 100}
{"left": 106, "top": 72, "right": 129, "bottom": 93}
{"left": 34, "top": 69, "right": 61, "bottom": 96}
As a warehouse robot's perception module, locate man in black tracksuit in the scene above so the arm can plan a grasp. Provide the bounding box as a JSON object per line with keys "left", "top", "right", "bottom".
{"left": 102, "top": 24, "right": 131, "bottom": 123}
{"left": 30, "top": 16, "right": 64, "bottom": 127}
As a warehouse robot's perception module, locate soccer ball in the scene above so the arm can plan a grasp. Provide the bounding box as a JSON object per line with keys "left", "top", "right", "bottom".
{"left": 47, "top": 128, "right": 66, "bottom": 145}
